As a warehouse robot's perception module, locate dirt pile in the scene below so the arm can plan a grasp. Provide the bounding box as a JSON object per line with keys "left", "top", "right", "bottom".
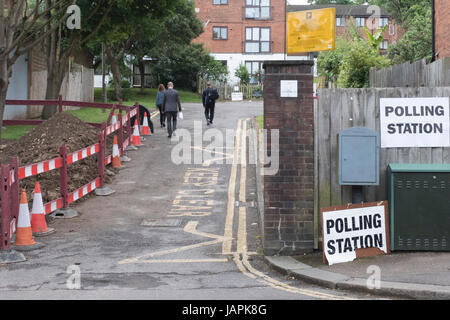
{"left": 0, "top": 112, "right": 115, "bottom": 207}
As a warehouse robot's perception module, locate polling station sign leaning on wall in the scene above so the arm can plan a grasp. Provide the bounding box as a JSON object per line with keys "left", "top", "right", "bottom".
{"left": 321, "top": 202, "right": 390, "bottom": 266}
{"left": 380, "top": 97, "right": 450, "bottom": 148}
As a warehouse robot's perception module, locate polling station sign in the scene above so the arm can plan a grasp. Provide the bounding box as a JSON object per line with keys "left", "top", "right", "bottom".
{"left": 321, "top": 202, "right": 390, "bottom": 266}
{"left": 380, "top": 97, "right": 450, "bottom": 148}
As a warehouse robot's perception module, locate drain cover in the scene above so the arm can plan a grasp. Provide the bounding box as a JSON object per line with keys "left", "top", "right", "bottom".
{"left": 140, "top": 218, "right": 184, "bottom": 227}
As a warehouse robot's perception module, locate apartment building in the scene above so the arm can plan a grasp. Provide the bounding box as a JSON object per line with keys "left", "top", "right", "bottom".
{"left": 192, "top": 2, "right": 402, "bottom": 84}
{"left": 192, "top": 0, "right": 308, "bottom": 84}
{"left": 433, "top": 0, "right": 450, "bottom": 60}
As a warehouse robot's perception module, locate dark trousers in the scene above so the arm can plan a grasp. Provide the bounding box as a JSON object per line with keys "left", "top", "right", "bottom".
{"left": 166, "top": 111, "right": 178, "bottom": 136}
{"left": 205, "top": 105, "right": 215, "bottom": 123}
{"left": 157, "top": 105, "right": 165, "bottom": 126}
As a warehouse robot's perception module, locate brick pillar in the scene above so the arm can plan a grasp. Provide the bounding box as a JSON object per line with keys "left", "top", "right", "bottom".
{"left": 263, "top": 60, "right": 314, "bottom": 256}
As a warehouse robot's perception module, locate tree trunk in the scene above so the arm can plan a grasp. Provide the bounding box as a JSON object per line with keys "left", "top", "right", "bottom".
{"left": 0, "top": 57, "right": 9, "bottom": 142}
{"left": 139, "top": 60, "right": 145, "bottom": 94}
{"left": 42, "top": 58, "right": 68, "bottom": 119}
{"left": 110, "top": 58, "right": 122, "bottom": 101}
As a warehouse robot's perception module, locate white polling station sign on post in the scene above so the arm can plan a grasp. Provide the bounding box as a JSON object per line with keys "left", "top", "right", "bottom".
{"left": 321, "top": 202, "right": 390, "bottom": 266}
{"left": 380, "top": 97, "right": 450, "bottom": 148}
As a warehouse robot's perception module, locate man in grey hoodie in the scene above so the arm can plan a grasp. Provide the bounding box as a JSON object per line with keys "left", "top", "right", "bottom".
{"left": 162, "top": 82, "right": 182, "bottom": 138}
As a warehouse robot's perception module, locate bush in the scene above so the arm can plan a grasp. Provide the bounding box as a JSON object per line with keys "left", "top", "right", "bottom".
{"left": 107, "top": 88, "right": 133, "bottom": 101}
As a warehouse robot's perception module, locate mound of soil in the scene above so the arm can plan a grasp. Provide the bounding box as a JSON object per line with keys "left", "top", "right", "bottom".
{"left": 0, "top": 112, "right": 117, "bottom": 209}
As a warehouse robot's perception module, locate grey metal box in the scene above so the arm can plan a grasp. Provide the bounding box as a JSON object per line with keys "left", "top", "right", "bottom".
{"left": 338, "top": 127, "right": 380, "bottom": 186}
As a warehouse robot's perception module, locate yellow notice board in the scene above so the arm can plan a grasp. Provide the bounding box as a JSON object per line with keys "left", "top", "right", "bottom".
{"left": 287, "top": 8, "right": 336, "bottom": 54}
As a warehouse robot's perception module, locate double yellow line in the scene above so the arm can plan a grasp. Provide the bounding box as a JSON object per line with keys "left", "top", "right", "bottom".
{"left": 224, "top": 118, "right": 353, "bottom": 300}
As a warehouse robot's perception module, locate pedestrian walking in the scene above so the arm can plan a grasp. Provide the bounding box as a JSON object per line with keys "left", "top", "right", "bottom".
{"left": 162, "top": 81, "right": 182, "bottom": 138}
{"left": 202, "top": 82, "right": 219, "bottom": 126}
{"left": 156, "top": 84, "right": 166, "bottom": 128}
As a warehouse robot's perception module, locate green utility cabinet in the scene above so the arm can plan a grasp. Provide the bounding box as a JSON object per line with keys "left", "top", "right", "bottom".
{"left": 387, "top": 164, "right": 450, "bottom": 251}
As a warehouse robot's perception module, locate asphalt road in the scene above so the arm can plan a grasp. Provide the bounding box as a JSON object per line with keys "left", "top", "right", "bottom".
{"left": 0, "top": 101, "right": 387, "bottom": 302}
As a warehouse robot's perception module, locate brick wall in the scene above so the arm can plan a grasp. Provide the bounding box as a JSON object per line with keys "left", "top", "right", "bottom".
{"left": 435, "top": 0, "right": 450, "bottom": 60}
{"left": 263, "top": 60, "right": 315, "bottom": 255}
{"left": 192, "top": 0, "right": 285, "bottom": 54}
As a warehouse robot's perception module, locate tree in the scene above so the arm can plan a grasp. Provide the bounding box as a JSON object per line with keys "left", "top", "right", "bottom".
{"left": 0, "top": 0, "right": 74, "bottom": 140}
{"left": 337, "top": 39, "right": 391, "bottom": 88}
{"left": 234, "top": 65, "right": 250, "bottom": 86}
{"left": 386, "top": 4, "right": 432, "bottom": 64}
{"left": 42, "top": 0, "right": 113, "bottom": 119}
{"left": 142, "top": 0, "right": 223, "bottom": 91}
{"left": 363, "top": 24, "right": 388, "bottom": 51}
{"left": 367, "top": 0, "right": 430, "bottom": 25}
{"left": 91, "top": 0, "right": 180, "bottom": 101}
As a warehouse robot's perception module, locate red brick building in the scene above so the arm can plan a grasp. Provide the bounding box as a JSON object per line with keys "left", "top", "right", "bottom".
{"left": 433, "top": 0, "right": 450, "bottom": 60}
{"left": 193, "top": 0, "right": 306, "bottom": 84}
{"left": 193, "top": 2, "right": 402, "bottom": 84}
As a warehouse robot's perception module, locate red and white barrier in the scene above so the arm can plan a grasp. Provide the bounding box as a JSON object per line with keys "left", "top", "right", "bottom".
{"left": 68, "top": 177, "right": 100, "bottom": 204}
{"left": 19, "top": 157, "right": 62, "bottom": 179}
{"left": 67, "top": 143, "right": 99, "bottom": 165}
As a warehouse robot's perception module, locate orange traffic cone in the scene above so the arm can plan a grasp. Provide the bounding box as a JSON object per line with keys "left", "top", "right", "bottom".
{"left": 141, "top": 112, "right": 150, "bottom": 136}
{"left": 132, "top": 119, "right": 142, "bottom": 146}
{"left": 112, "top": 111, "right": 117, "bottom": 125}
{"left": 14, "top": 189, "right": 36, "bottom": 246}
{"left": 112, "top": 136, "right": 122, "bottom": 168}
{"left": 31, "top": 182, "right": 55, "bottom": 236}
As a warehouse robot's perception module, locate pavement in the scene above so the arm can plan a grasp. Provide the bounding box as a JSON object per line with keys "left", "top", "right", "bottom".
{"left": 254, "top": 147, "right": 450, "bottom": 301}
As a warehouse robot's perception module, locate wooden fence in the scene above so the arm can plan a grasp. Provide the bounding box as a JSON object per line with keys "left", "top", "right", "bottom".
{"left": 369, "top": 57, "right": 450, "bottom": 88}
{"left": 315, "top": 87, "right": 450, "bottom": 214}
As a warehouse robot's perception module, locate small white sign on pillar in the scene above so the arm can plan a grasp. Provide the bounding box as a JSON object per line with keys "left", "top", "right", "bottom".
{"left": 280, "top": 80, "right": 298, "bottom": 98}
{"left": 232, "top": 92, "right": 243, "bottom": 101}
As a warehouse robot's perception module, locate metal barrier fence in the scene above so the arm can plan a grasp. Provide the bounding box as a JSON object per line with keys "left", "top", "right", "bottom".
{"left": 0, "top": 95, "right": 139, "bottom": 251}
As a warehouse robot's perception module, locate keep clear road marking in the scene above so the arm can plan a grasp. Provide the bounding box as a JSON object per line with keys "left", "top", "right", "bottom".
{"left": 228, "top": 118, "right": 354, "bottom": 300}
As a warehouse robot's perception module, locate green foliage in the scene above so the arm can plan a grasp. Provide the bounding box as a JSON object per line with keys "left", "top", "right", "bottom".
{"left": 317, "top": 39, "right": 353, "bottom": 86}
{"left": 386, "top": 4, "right": 432, "bottom": 64}
{"left": 367, "top": 0, "right": 431, "bottom": 24}
{"left": 317, "top": 36, "right": 391, "bottom": 88}
{"left": 337, "top": 40, "right": 391, "bottom": 88}
{"left": 363, "top": 25, "right": 388, "bottom": 51}
{"left": 234, "top": 65, "right": 250, "bottom": 85}
{"left": 199, "top": 60, "right": 229, "bottom": 84}
{"left": 107, "top": 87, "right": 133, "bottom": 101}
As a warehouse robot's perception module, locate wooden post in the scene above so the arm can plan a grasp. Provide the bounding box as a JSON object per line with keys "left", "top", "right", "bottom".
{"left": 98, "top": 125, "right": 106, "bottom": 188}
{"left": 126, "top": 106, "right": 132, "bottom": 145}
{"left": 118, "top": 110, "right": 124, "bottom": 153}
{"left": 9, "top": 156, "right": 19, "bottom": 224}
{"left": 59, "top": 146, "right": 68, "bottom": 208}
{"left": 58, "top": 94, "right": 63, "bottom": 113}
{"left": 1, "top": 164, "right": 11, "bottom": 251}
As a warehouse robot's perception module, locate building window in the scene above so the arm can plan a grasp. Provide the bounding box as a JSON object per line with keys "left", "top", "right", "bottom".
{"left": 379, "top": 40, "right": 388, "bottom": 50}
{"left": 355, "top": 17, "right": 365, "bottom": 27}
{"left": 389, "top": 24, "right": 396, "bottom": 35}
{"left": 379, "top": 17, "right": 389, "bottom": 27}
{"left": 245, "top": 27, "right": 270, "bottom": 53}
{"left": 245, "top": 61, "right": 263, "bottom": 84}
{"left": 213, "top": 0, "right": 227, "bottom": 4}
{"left": 212, "top": 27, "right": 228, "bottom": 40}
{"left": 245, "top": 0, "right": 271, "bottom": 20}
{"left": 336, "top": 16, "right": 346, "bottom": 27}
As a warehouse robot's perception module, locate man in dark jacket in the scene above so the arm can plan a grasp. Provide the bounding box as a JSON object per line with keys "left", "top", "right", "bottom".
{"left": 130, "top": 104, "right": 154, "bottom": 134}
{"left": 162, "top": 82, "right": 182, "bottom": 138}
{"left": 202, "top": 83, "right": 219, "bottom": 126}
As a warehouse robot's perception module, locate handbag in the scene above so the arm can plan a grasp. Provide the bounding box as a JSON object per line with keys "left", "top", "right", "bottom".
{"left": 178, "top": 111, "right": 184, "bottom": 120}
